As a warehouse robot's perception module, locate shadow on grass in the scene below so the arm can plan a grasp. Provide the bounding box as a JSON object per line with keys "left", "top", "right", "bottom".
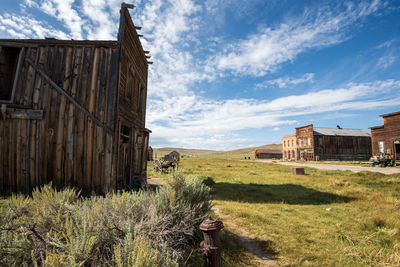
{"left": 220, "top": 228, "right": 279, "bottom": 266}
{"left": 213, "top": 183, "right": 354, "bottom": 204}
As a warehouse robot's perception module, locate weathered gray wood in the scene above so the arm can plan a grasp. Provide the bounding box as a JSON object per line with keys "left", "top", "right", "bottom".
{"left": 25, "top": 58, "right": 113, "bottom": 134}
{"left": 5, "top": 108, "right": 44, "bottom": 120}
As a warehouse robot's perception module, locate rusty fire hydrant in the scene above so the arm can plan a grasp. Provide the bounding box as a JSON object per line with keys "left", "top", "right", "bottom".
{"left": 200, "top": 217, "right": 224, "bottom": 267}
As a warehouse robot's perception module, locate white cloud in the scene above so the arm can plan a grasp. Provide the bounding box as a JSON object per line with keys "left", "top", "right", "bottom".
{"left": 273, "top": 127, "right": 280, "bottom": 131}
{"left": 38, "top": 0, "right": 84, "bottom": 39}
{"left": 147, "top": 79, "right": 400, "bottom": 149}
{"left": 256, "top": 73, "right": 314, "bottom": 89}
{"left": 81, "top": 0, "right": 121, "bottom": 39}
{"left": 0, "top": 13, "right": 68, "bottom": 39}
{"left": 377, "top": 55, "right": 396, "bottom": 68}
{"left": 212, "top": 0, "right": 383, "bottom": 76}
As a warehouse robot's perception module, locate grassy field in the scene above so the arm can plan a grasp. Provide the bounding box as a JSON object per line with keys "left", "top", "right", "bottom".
{"left": 153, "top": 144, "right": 282, "bottom": 160}
{"left": 149, "top": 156, "right": 400, "bottom": 266}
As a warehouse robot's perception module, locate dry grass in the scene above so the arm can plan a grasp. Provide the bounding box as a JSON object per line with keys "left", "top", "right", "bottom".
{"left": 160, "top": 157, "right": 400, "bottom": 266}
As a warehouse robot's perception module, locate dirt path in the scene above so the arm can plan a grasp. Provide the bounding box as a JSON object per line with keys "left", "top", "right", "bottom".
{"left": 258, "top": 160, "right": 400, "bottom": 175}
{"left": 212, "top": 207, "right": 279, "bottom": 266}
{"left": 149, "top": 177, "right": 279, "bottom": 265}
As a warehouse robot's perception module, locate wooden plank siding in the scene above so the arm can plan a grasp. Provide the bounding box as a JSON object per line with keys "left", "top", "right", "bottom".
{"left": 314, "top": 135, "right": 371, "bottom": 161}
{"left": 114, "top": 7, "right": 150, "bottom": 190}
{"left": 294, "top": 124, "right": 371, "bottom": 161}
{"left": 370, "top": 111, "right": 400, "bottom": 163}
{"left": 0, "top": 4, "right": 150, "bottom": 195}
{"left": 0, "top": 44, "right": 119, "bottom": 195}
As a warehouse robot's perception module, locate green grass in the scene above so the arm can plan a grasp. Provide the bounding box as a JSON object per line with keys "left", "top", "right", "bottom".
{"left": 166, "top": 157, "right": 400, "bottom": 266}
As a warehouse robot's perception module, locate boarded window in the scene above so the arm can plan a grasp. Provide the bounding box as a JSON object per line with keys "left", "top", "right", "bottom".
{"left": 283, "top": 141, "right": 286, "bottom": 147}
{"left": 138, "top": 84, "right": 145, "bottom": 113}
{"left": 0, "top": 47, "right": 21, "bottom": 101}
{"left": 126, "top": 64, "right": 135, "bottom": 101}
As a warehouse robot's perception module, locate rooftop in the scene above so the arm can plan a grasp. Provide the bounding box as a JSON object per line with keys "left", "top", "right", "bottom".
{"left": 380, "top": 111, "right": 400, "bottom": 118}
{"left": 255, "top": 149, "right": 282, "bottom": 154}
{"left": 313, "top": 127, "right": 370, "bottom": 137}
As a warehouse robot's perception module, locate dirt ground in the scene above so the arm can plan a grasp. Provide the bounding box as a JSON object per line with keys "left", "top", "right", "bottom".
{"left": 259, "top": 160, "right": 400, "bottom": 175}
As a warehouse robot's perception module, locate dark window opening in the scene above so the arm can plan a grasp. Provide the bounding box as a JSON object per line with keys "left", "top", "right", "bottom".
{"left": 126, "top": 64, "right": 135, "bottom": 101}
{"left": 138, "top": 84, "right": 145, "bottom": 113}
{"left": 0, "top": 47, "right": 21, "bottom": 101}
{"left": 120, "top": 125, "right": 130, "bottom": 144}
{"left": 395, "top": 143, "right": 400, "bottom": 154}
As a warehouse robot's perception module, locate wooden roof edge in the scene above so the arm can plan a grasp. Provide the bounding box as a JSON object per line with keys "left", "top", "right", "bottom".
{"left": 282, "top": 134, "right": 296, "bottom": 138}
{"left": 369, "top": 125, "right": 384, "bottom": 130}
{"left": 380, "top": 111, "right": 400, "bottom": 118}
{"left": 295, "top": 124, "right": 313, "bottom": 129}
{"left": 255, "top": 149, "right": 282, "bottom": 154}
{"left": 0, "top": 39, "right": 118, "bottom": 47}
{"left": 120, "top": 4, "right": 149, "bottom": 66}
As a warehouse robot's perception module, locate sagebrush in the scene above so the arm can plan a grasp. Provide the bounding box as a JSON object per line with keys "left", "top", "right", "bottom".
{"left": 0, "top": 173, "right": 211, "bottom": 266}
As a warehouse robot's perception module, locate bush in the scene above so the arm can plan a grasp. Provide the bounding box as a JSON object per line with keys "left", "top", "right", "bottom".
{"left": 0, "top": 174, "right": 211, "bottom": 266}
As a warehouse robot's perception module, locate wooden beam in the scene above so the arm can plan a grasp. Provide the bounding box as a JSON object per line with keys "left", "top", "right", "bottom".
{"left": 25, "top": 58, "right": 114, "bottom": 134}
{"left": 122, "top": 2, "right": 135, "bottom": 9}
{"left": 4, "top": 108, "right": 44, "bottom": 120}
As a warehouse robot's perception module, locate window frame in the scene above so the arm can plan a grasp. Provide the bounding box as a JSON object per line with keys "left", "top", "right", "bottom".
{"left": 0, "top": 46, "right": 24, "bottom": 104}
{"left": 379, "top": 141, "right": 385, "bottom": 154}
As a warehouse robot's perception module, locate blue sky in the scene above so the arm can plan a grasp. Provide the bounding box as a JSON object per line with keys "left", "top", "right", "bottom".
{"left": 1, "top": 0, "right": 400, "bottom": 150}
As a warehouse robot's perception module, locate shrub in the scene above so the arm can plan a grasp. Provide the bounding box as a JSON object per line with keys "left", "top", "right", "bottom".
{"left": 0, "top": 174, "right": 211, "bottom": 266}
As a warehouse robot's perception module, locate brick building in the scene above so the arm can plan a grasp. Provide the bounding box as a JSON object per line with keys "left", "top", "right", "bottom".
{"left": 283, "top": 124, "right": 371, "bottom": 161}
{"left": 282, "top": 134, "right": 297, "bottom": 160}
{"left": 370, "top": 111, "right": 400, "bottom": 163}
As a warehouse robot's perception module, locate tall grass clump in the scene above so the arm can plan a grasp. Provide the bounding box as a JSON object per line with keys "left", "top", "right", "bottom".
{"left": 0, "top": 174, "right": 211, "bottom": 266}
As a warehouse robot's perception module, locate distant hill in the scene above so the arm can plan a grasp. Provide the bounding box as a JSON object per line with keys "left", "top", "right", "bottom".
{"left": 152, "top": 147, "right": 217, "bottom": 158}
{"left": 152, "top": 144, "right": 282, "bottom": 159}
{"left": 204, "top": 144, "right": 282, "bottom": 159}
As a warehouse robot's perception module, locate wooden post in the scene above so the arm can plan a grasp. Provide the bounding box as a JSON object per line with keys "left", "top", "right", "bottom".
{"left": 200, "top": 217, "right": 224, "bottom": 267}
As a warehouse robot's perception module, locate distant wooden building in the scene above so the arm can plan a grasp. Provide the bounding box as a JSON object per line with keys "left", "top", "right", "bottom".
{"left": 0, "top": 4, "right": 151, "bottom": 195}
{"left": 370, "top": 111, "right": 400, "bottom": 163}
{"left": 293, "top": 124, "right": 371, "bottom": 161}
{"left": 147, "top": 146, "right": 153, "bottom": 161}
{"left": 282, "top": 134, "right": 297, "bottom": 160}
{"left": 163, "top": 150, "right": 180, "bottom": 161}
{"left": 254, "top": 149, "right": 282, "bottom": 159}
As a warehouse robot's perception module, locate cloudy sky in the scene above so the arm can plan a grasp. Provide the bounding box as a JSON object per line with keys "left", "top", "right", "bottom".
{"left": 1, "top": 0, "right": 400, "bottom": 150}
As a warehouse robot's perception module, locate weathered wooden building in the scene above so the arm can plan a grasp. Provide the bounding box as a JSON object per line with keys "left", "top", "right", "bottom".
{"left": 254, "top": 149, "right": 282, "bottom": 159}
{"left": 163, "top": 150, "right": 180, "bottom": 162}
{"left": 0, "top": 4, "right": 151, "bottom": 195}
{"left": 147, "top": 146, "right": 153, "bottom": 161}
{"left": 370, "top": 111, "right": 400, "bottom": 163}
{"left": 293, "top": 124, "right": 371, "bottom": 161}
